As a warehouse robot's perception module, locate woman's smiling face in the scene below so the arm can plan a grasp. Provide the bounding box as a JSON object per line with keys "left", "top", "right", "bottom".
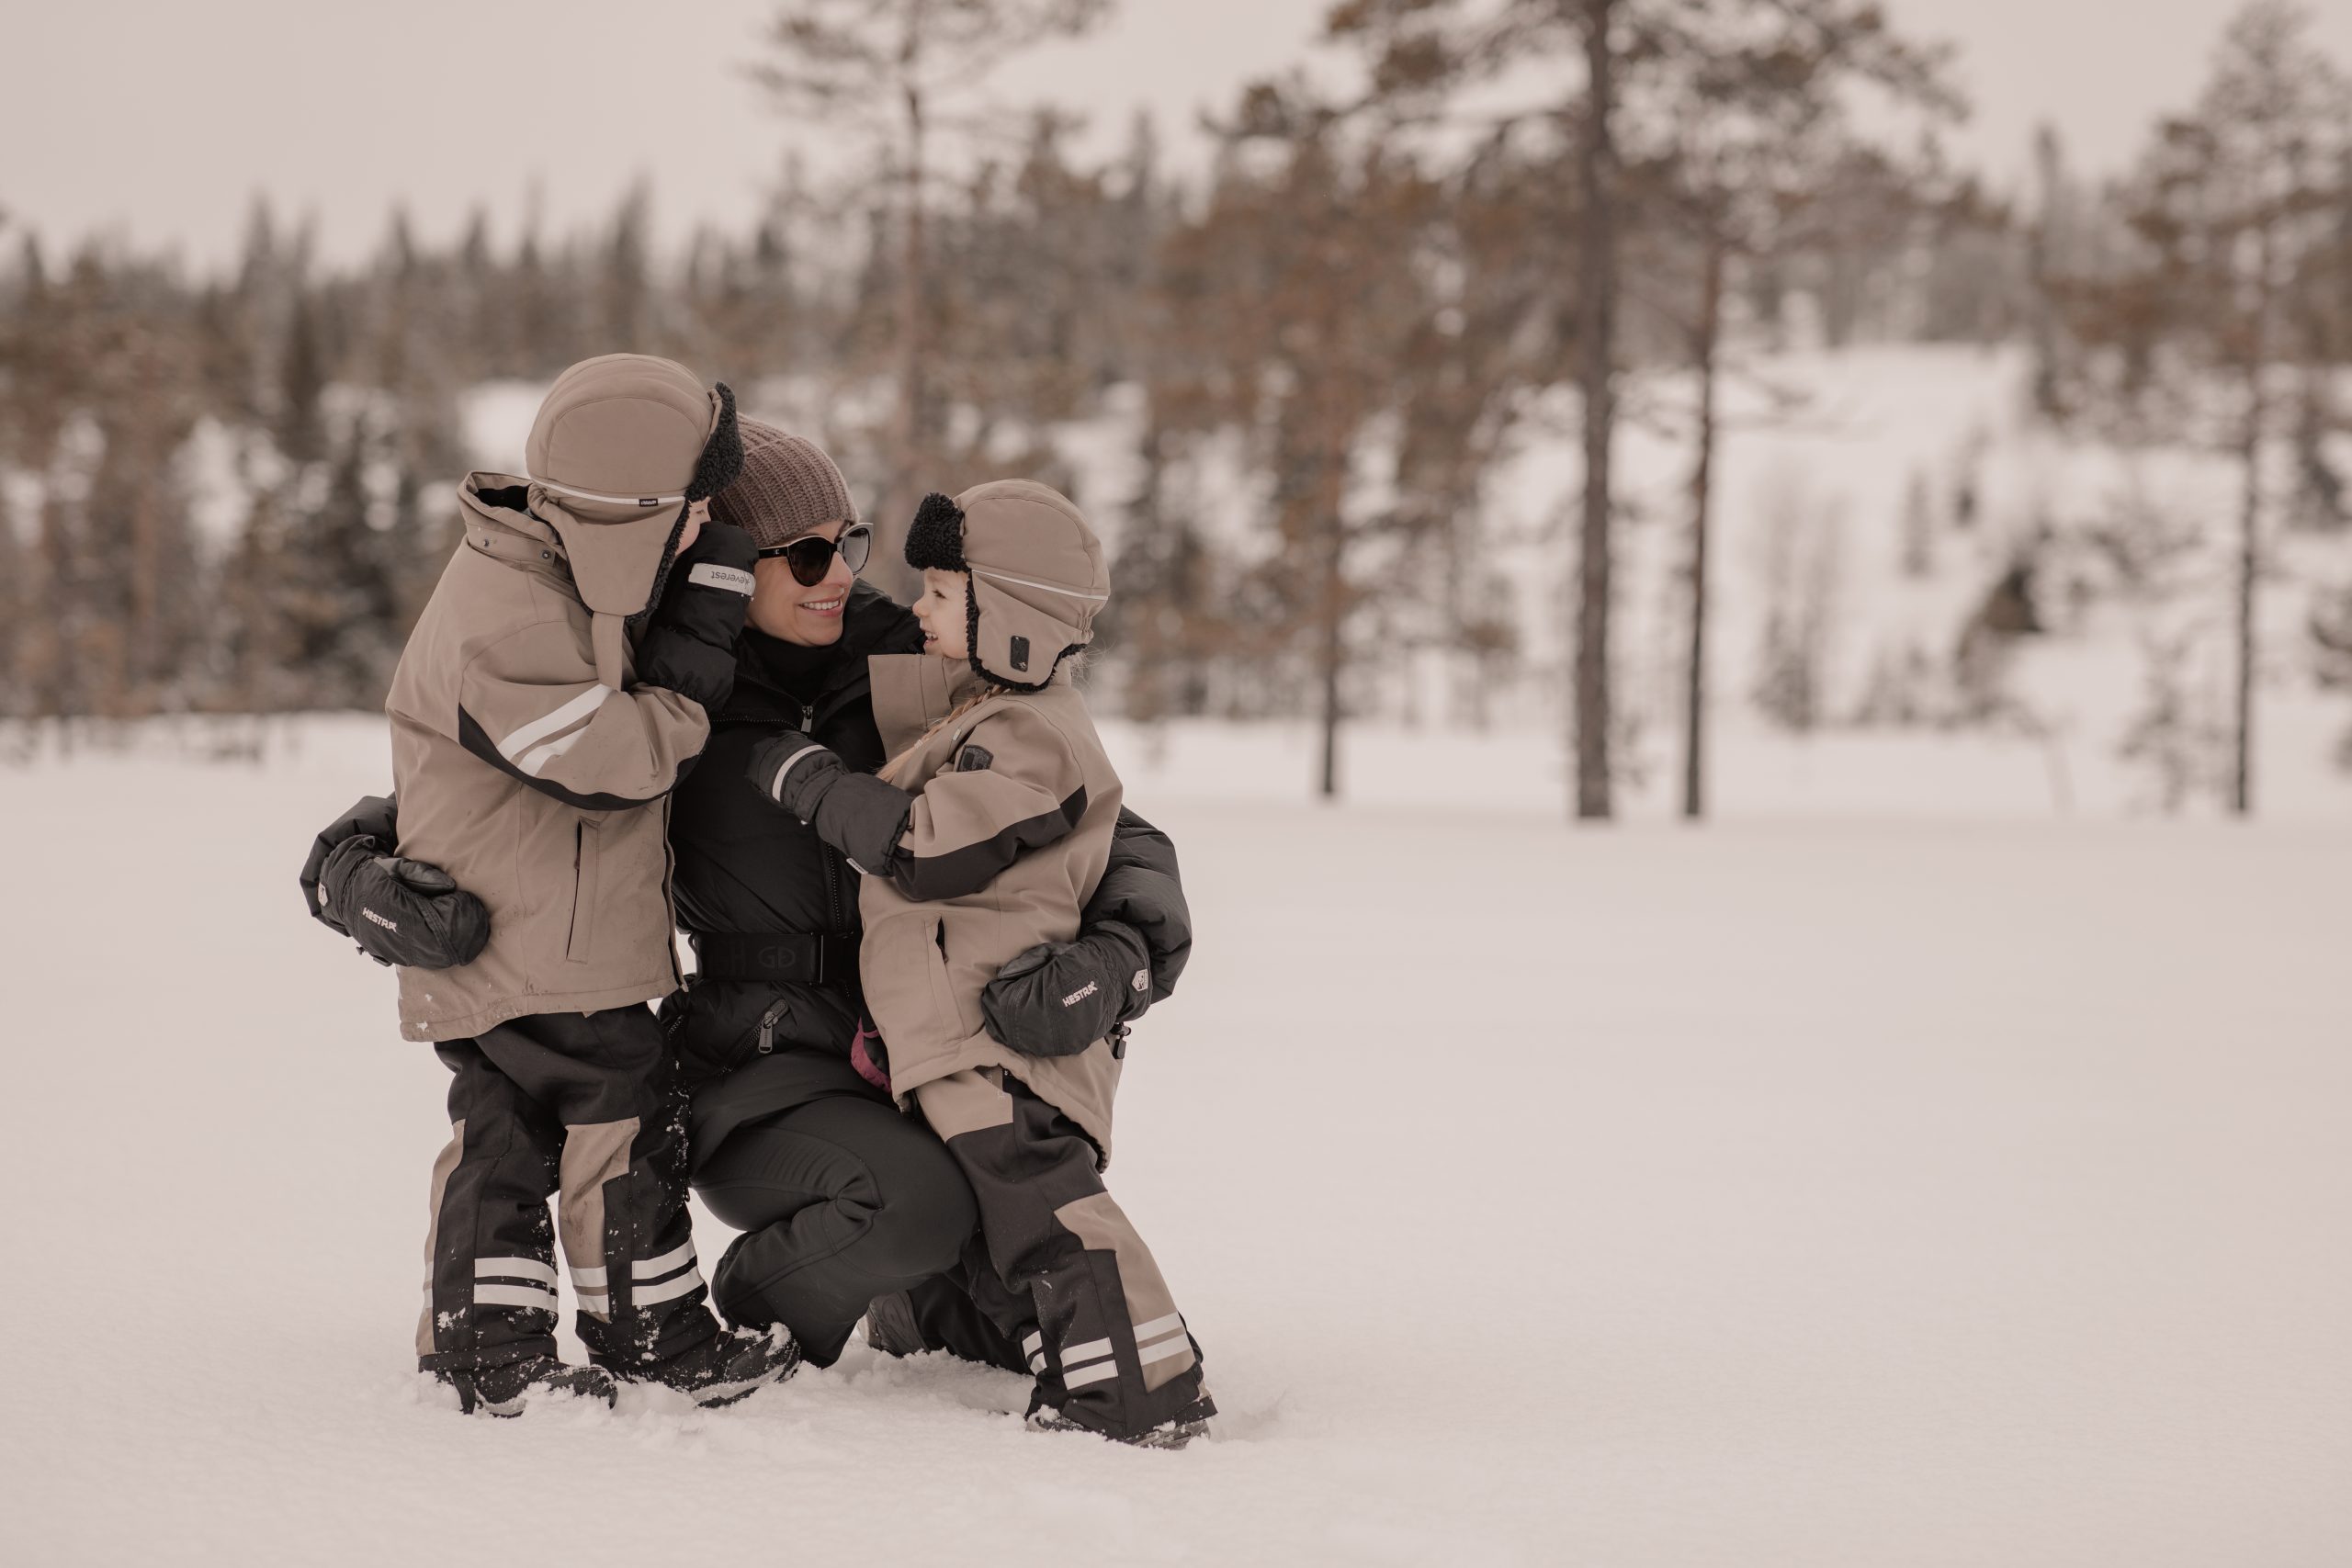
{"left": 747, "top": 520, "right": 854, "bottom": 647}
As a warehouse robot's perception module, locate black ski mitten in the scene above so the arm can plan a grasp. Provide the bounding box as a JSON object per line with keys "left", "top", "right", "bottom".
{"left": 319, "top": 836, "right": 492, "bottom": 970}
{"left": 300, "top": 793, "right": 401, "bottom": 935}
{"left": 980, "top": 920, "right": 1152, "bottom": 1058}
{"left": 635, "top": 520, "right": 757, "bottom": 712}
{"left": 745, "top": 729, "right": 914, "bottom": 874}
{"left": 979, "top": 808, "right": 1193, "bottom": 1055}
{"left": 1091, "top": 807, "right": 1193, "bottom": 1006}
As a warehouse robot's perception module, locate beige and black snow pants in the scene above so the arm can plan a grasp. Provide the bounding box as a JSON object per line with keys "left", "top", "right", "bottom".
{"left": 417, "top": 1007, "right": 721, "bottom": 1373}
{"left": 914, "top": 1068, "right": 1212, "bottom": 1437}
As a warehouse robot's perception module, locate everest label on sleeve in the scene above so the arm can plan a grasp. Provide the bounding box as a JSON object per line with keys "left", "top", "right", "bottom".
{"left": 687, "top": 562, "right": 756, "bottom": 595}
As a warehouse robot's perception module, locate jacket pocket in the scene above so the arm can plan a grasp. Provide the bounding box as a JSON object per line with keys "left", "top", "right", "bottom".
{"left": 865, "top": 911, "right": 963, "bottom": 1058}
{"left": 564, "top": 818, "right": 601, "bottom": 964}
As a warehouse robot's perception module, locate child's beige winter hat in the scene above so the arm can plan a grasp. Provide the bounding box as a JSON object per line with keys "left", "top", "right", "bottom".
{"left": 902, "top": 479, "right": 1109, "bottom": 690}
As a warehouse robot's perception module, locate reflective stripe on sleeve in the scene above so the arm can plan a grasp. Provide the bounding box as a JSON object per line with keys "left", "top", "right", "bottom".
{"left": 473, "top": 1257, "right": 558, "bottom": 1287}
{"left": 498, "top": 685, "right": 612, "bottom": 762}
{"left": 515, "top": 727, "right": 591, "bottom": 777}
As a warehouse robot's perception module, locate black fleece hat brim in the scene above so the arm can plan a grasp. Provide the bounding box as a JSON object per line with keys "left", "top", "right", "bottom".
{"left": 904, "top": 491, "right": 967, "bottom": 572}
{"left": 685, "top": 383, "right": 743, "bottom": 503}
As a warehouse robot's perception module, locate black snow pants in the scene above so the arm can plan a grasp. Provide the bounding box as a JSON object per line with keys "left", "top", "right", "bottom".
{"left": 914, "top": 1068, "right": 1213, "bottom": 1438}
{"left": 417, "top": 1007, "right": 722, "bottom": 1374}
{"left": 694, "top": 1088, "right": 991, "bottom": 1368}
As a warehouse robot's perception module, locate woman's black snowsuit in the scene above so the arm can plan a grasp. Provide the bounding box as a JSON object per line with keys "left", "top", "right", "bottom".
{"left": 662, "top": 582, "right": 1189, "bottom": 1367}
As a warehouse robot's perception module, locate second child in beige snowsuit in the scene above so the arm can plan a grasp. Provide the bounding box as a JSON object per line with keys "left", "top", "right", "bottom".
{"left": 747, "top": 481, "right": 1213, "bottom": 1444}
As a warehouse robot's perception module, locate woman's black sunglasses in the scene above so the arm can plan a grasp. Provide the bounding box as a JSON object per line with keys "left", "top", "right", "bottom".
{"left": 757, "top": 524, "right": 872, "bottom": 587}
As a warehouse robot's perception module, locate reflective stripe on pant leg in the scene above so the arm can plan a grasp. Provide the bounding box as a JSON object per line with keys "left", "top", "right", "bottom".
{"left": 416, "top": 1119, "right": 467, "bottom": 1359}
{"left": 633, "top": 1239, "right": 707, "bottom": 1306}
{"left": 557, "top": 1118, "right": 637, "bottom": 1322}
{"left": 1053, "top": 1191, "right": 1198, "bottom": 1394}
{"left": 919, "top": 1071, "right": 1206, "bottom": 1431}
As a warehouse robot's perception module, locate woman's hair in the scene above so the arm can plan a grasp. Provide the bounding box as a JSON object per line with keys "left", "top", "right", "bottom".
{"left": 878, "top": 684, "right": 997, "bottom": 787}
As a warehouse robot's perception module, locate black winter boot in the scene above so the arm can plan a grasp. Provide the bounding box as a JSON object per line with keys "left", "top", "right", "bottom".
{"left": 608, "top": 1325, "right": 800, "bottom": 1407}
{"left": 862, "top": 1291, "right": 927, "bottom": 1358}
{"left": 1027, "top": 1396, "right": 1215, "bottom": 1450}
{"left": 436, "top": 1356, "right": 618, "bottom": 1417}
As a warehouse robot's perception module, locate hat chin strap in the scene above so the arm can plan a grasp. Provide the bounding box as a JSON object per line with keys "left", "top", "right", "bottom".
{"left": 527, "top": 473, "right": 688, "bottom": 509}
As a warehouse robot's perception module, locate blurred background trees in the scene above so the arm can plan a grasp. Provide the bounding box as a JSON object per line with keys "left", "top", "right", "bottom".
{"left": 3, "top": 0, "right": 2350, "bottom": 818}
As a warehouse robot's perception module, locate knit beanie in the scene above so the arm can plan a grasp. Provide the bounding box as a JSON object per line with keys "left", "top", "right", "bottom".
{"left": 708, "top": 417, "right": 858, "bottom": 548}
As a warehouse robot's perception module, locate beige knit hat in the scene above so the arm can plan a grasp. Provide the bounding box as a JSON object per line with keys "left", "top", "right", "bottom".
{"left": 709, "top": 417, "right": 858, "bottom": 548}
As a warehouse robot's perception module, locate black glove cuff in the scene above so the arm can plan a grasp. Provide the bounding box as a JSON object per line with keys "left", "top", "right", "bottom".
{"left": 1084, "top": 919, "right": 1155, "bottom": 1021}
{"left": 636, "top": 626, "right": 739, "bottom": 713}
{"left": 806, "top": 771, "right": 913, "bottom": 873}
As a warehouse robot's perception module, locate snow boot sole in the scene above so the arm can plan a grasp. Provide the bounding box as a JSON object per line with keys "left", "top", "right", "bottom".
{"left": 435, "top": 1358, "right": 617, "bottom": 1417}
{"left": 1025, "top": 1404, "right": 1214, "bottom": 1450}
{"left": 605, "top": 1325, "right": 803, "bottom": 1408}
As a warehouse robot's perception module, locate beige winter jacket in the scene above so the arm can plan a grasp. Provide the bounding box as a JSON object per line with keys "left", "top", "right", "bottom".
{"left": 858, "top": 654, "right": 1129, "bottom": 1159}
{"left": 384, "top": 475, "right": 710, "bottom": 1042}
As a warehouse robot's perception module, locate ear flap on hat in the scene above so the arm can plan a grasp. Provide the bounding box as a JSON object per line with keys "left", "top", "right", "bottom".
{"left": 685, "top": 384, "right": 742, "bottom": 502}
{"left": 965, "top": 571, "right": 1094, "bottom": 691}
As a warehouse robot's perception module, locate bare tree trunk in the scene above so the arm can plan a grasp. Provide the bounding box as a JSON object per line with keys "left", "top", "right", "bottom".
{"left": 2028, "top": 125, "right": 2064, "bottom": 418}
{"left": 880, "top": 2, "right": 929, "bottom": 597}
{"left": 2233, "top": 362, "right": 2261, "bottom": 817}
{"left": 2233, "top": 226, "right": 2274, "bottom": 818}
{"left": 1317, "top": 454, "right": 1346, "bottom": 799}
{"left": 1681, "top": 233, "right": 1724, "bottom": 822}
{"left": 1574, "top": 0, "right": 1618, "bottom": 820}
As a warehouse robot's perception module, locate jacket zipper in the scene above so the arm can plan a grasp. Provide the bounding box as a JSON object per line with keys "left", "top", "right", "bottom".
{"left": 807, "top": 701, "right": 846, "bottom": 935}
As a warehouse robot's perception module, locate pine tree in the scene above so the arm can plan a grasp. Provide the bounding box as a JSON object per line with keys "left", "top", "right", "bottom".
{"left": 752, "top": 0, "right": 1113, "bottom": 589}
{"left": 2114, "top": 0, "right": 2349, "bottom": 815}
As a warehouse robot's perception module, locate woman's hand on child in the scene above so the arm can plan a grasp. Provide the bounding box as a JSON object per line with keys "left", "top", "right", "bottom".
{"left": 980, "top": 922, "right": 1151, "bottom": 1058}
{"left": 745, "top": 728, "right": 846, "bottom": 820}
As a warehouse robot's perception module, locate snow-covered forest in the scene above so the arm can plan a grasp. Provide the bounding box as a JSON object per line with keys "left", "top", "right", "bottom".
{"left": 7, "top": 1, "right": 2352, "bottom": 819}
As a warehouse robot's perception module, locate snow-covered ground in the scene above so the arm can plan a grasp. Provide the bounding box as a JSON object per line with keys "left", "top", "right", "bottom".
{"left": 2, "top": 724, "right": 2346, "bottom": 1565}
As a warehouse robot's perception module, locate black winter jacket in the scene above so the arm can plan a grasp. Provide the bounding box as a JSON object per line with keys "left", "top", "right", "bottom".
{"left": 666, "top": 582, "right": 1192, "bottom": 1164}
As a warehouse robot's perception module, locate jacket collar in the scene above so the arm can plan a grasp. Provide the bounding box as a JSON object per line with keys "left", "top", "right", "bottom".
{"left": 868, "top": 653, "right": 999, "bottom": 761}
{"left": 722, "top": 582, "right": 925, "bottom": 728}
{"left": 458, "top": 473, "right": 570, "bottom": 581}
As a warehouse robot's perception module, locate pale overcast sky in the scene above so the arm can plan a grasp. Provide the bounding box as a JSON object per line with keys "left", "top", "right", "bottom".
{"left": 5, "top": 0, "right": 2348, "bottom": 273}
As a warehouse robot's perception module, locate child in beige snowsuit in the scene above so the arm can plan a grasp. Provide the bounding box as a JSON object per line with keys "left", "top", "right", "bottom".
{"left": 747, "top": 480, "right": 1212, "bottom": 1445}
